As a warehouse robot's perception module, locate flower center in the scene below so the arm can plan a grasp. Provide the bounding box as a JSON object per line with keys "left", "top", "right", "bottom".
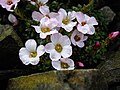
{"left": 74, "top": 35, "right": 81, "bottom": 42}
{"left": 55, "top": 44, "right": 63, "bottom": 53}
{"left": 81, "top": 21, "right": 86, "bottom": 26}
{"left": 7, "top": 0, "right": 13, "bottom": 5}
{"left": 61, "top": 62, "right": 70, "bottom": 69}
{"left": 62, "top": 18, "right": 70, "bottom": 25}
{"left": 41, "top": 27, "right": 50, "bottom": 33}
{"left": 29, "top": 52, "right": 37, "bottom": 58}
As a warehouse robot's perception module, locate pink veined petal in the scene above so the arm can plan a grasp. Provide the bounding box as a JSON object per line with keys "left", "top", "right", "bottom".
{"left": 51, "top": 33, "right": 62, "bottom": 45}
{"left": 50, "top": 50, "right": 61, "bottom": 61}
{"left": 76, "top": 41, "right": 84, "bottom": 48}
{"left": 59, "top": 35, "right": 71, "bottom": 46}
{"left": 75, "top": 12, "right": 85, "bottom": 23}
{"left": 77, "top": 24, "right": 88, "bottom": 34}
{"left": 32, "top": 25, "right": 41, "bottom": 33}
{"left": 58, "top": 8, "right": 67, "bottom": 19}
{"left": 48, "top": 18, "right": 58, "bottom": 29}
{"left": 40, "top": 16, "right": 49, "bottom": 25}
{"left": 84, "top": 14, "right": 90, "bottom": 21}
{"left": 29, "top": 56, "right": 40, "bottom": 65}
{"left": 87, "top": 26, "right": 95, "bottom": 35}
{"left": 88, "top": 17, "right": 98, "bottom": 25}
{"left": 52, "top": 61, "right": 61, "bottom": 70}
{"left": 32, "top": 11, "right": 43, "bottom": 21}
{"left": 61, "top": 46, "right": 72, "bottom": 58}
{"left": 37, "top": 45, "right": 45, "bottom": 56}
{"left": 45, "top": 43, "right": 54, "bottom": 53}
{"left": 25, "top": 39, "right": 37, "bottom": 52}
{"left": 39, "top": 5, "right": 49, "bottom": 15}
{"left": 49, "top": 12, "right": 59, "bottom": 18}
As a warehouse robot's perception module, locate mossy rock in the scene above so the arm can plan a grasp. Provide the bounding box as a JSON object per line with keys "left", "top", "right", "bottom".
{"left": 7, "top": 69, "right": 107, "bottom": 90}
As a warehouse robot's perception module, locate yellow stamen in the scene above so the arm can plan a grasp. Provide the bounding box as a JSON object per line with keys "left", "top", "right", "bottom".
{"left": 61, "top": 62, "right": 70, "bottom": 69}
{"left": 55, "top": 44, "right": 63, "bottom": 53}
{"left": 41, "top": 27, "right": 50, "bottom": 33}
{"left": 62, "top": 18, "right": 70, "bottom": 25}
{"left": 29, "top": 52, "right": 37, "bottom": 58}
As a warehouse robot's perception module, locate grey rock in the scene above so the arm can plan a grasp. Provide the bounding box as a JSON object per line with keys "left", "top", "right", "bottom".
{"left": 6, "top": 69, "right": 107, "bottom": 90}
{"left": 97, "top": 48, "right": 120, "bottom": 90}
{"left": 0, "top": 24, "right": 23, "bottom": 69}
{"left": 100, "top": 6, "right": 116, "bottom": 25}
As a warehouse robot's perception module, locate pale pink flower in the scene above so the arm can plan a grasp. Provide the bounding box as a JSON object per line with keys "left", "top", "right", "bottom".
{"left": 57, "top": 8, "right": 77, "bottom": 32}
{"left": 32, "top": 5, "right": 58, "bottom": 21}
{"left": 27, "top": 0, "right": 48, "bottom": 6}
{"left": 52, "top": 58, "right": 75, "bottom": 70}
{"left": 32, "top": 16, "right": 58, "bottom": 39}
{"left": 76, "top": 12, "right": 98, "bottom": 35}
{"left": 71, "top": 30, "right": 88, "bottom": 48}
{"left": 19, "top": 39, "right": 45, "bottom": 65}
{"left": 45, "top": 33, "right": 72, "bottom": 61}
{"left": 0, "top": 0, "right": 20, "bottom": 12}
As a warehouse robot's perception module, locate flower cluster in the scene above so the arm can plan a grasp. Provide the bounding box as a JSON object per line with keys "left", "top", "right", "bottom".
{"left": 0, "top": 0, "right": 99, "bottom": 70}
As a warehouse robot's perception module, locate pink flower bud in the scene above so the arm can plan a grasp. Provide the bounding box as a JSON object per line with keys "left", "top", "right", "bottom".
{"left": 8, "top": 14, "right": 18, "bottom": 26}
{"left": 109, "top": 31, "right": 120, "bottom": 40}
{"left": 94, "top": 41, "right": 101, "bottom": 48}
{"left": 76, "top": 61, "right": 84, "bottom": 68}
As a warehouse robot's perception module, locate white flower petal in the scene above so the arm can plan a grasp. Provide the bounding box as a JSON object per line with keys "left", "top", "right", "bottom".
{"left": 29, "top": 56, "right": 40, "bottom": 65}
{"left": 8, "top": 14, "right": 18, "bottom": 25}
{"left": 62, "top": 22, "right": 77, "bottom": 32}
{"left": 87, "top": 26, "right": 95, "bottom": 35}
{"left": 40, "top": 0, "right": 48, "bottom": 4}
{"left": 50, "top": 50, "right": 61, "bottom": 61}
{"left": 88, "top": 17, "right": 98, "bottom": 25}
{"left": 32, "top": 11, "right": 43, "bottom": 21}
{"left": 76, "top": 41, "right": 84, "bottom": 48}
{"left": 32, "top": 25, "right": 41, "bottom": 33}
{"left": 25, "top": 39, "right": 37, "bottom": 52}
{"left": 40, "top": 33, "right": 47, "bottom": 39}
{"left": 52, "top": 61, "right": 61, "bottom": 70}
{"left": 39, "top": 5, "right": 49, "bottom": 15}
{"left": 37, "top": 45, "right": 45, "bottom": 56}
{"left": 68, "top": 11, "right": 76, "bottom": 20}
{"left": 77, "top": 24, "right": 88, "bottom": 34}
{"left": 19, "top": 47, "right": 29, "bottom": 57}
{"left": 51, "top": 33, "right": 62, "bottom": 44}
{"left": 58, "top": 8, "right": 67, "bottom": 19}
{"left": 45, "top": 43, "right": 54, "bottom": 53}
{"left": 76, "top": 12, "right": 84, "bottom": 23}
{"left": 61, "top": 46, "right": 72, "bottom": 58}
{"left": 19, "top": 55, "right": 30, "bottom": 65}
{"left": 59, "top": 35, "right": 71, "bottom": 46}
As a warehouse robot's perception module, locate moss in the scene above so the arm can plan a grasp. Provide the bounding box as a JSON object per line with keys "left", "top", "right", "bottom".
{"left": 7, "top": 71, "right": 60, "bottom": 90}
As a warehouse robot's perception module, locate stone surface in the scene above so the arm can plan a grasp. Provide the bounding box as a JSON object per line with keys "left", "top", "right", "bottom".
{"left": 7, "top": 69, "right": 107, "bottom": 90}
{"left": 97, "top": 48, "right": 120, "bottom": 89}
{"left": 0, "top": 24, "right": 23, "bottom": 70}
{"left": 100, "top": 6, "right": 116, "bottom": 25}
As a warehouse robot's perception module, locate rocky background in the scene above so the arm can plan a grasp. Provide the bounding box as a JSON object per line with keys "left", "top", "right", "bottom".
{"left": 0, "top": 0, "right": 120, "bottom": 90}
